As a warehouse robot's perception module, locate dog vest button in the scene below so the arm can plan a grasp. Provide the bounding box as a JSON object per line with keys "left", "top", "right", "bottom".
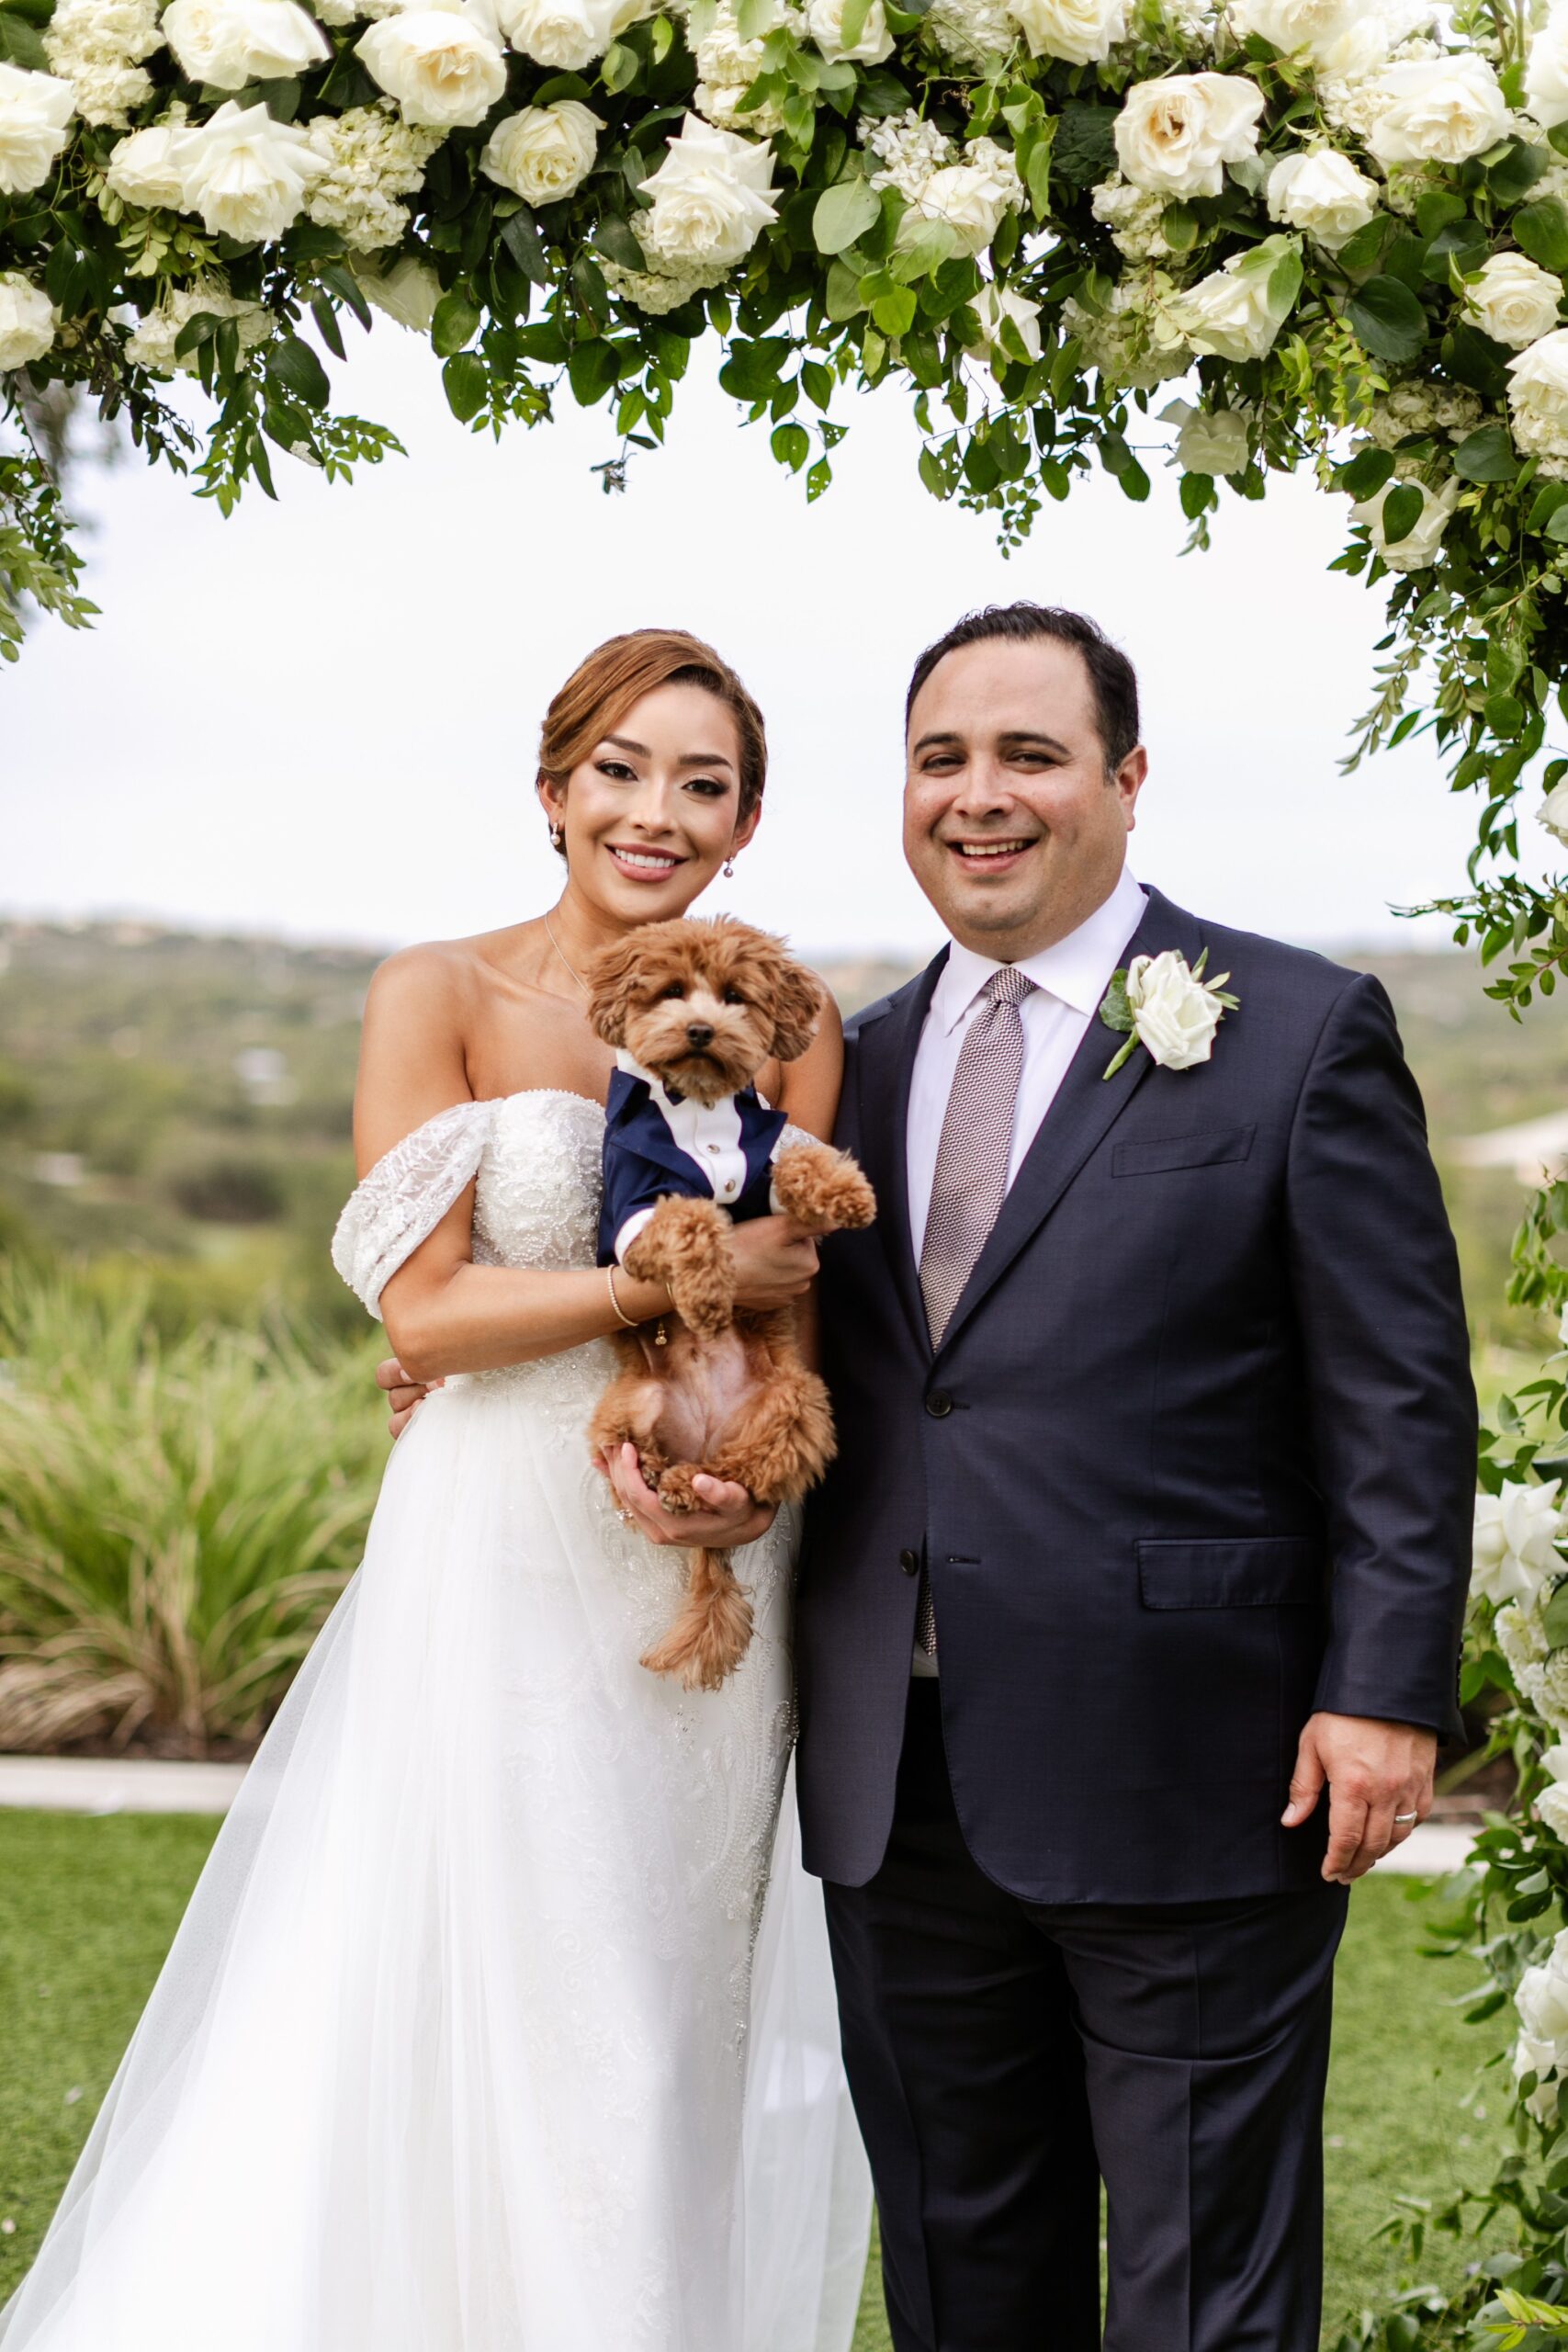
{"left": 899, "top": 1549, "right": 919, "bottom": 1576}
{"left": 926, "top": 1390, "right": 953, "bottom": 1419}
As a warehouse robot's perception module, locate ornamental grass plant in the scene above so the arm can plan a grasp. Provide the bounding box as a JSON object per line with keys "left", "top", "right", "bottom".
{"left": 0, "top": 1269, "right": 383, "bottom": 1757}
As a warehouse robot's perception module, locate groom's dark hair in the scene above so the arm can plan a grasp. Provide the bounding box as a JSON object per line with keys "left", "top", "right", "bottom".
{"left": 905, "top": 604, "right": 1141, "bottom": 774}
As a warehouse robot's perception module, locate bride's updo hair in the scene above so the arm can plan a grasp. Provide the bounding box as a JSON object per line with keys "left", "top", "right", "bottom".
{"left": 538, "top": 629, "right": 767, "bottom": 857}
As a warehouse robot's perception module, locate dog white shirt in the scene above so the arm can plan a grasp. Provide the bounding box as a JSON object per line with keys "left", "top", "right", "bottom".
{"left": 904, "top": 862, "right": 1146, "bottom": 1678}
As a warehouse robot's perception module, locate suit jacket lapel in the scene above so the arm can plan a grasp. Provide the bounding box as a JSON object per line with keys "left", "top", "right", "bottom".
{"left": 935, "top": 886, "right": 1207, "bottom": 1357}
{"left": 852, "top": 950, "right": 946, "bottom": 1363}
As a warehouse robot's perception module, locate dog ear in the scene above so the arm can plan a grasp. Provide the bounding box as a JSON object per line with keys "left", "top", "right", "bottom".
{"left": 769, "top": 959, "right": 826, "bottom": 1064}
{"left": 582, "top": 935, "right": 645, "bottom": 1047}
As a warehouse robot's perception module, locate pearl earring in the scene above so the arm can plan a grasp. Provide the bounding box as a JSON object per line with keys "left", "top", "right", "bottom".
{"left": 722, "top": 856, "right": 736, "bottom": 879}
{"left": 550, "top": 823, "right": 564, "bottom": 851}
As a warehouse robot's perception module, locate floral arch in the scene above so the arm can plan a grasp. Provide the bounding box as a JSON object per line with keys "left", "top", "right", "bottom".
{"left": 5, "top": 0, "right": 1568, "bottom": 2329}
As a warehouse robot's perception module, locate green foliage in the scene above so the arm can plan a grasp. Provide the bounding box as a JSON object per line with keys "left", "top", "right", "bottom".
{"left": 0, "top": 1267, "right": 385, "bottom": 1755}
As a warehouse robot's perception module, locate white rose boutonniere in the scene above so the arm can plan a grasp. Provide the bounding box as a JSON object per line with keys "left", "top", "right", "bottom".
{"left": 1099, "top": 947, "right": 1239, "bottom": 1079}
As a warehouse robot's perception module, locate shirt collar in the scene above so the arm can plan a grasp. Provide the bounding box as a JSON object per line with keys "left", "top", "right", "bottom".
{"left": 931, "top": 863, "right": 1149, "bottom": 1036}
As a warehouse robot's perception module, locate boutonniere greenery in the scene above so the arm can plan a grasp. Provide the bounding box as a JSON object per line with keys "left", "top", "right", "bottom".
{"left": 1099, "top": 949, "right": 1240, "bottom": 1081}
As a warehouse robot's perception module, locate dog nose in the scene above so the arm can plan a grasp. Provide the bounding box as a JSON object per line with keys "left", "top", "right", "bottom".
{"left": 685, "top": 1023, "right": 715, "bottom": 1048}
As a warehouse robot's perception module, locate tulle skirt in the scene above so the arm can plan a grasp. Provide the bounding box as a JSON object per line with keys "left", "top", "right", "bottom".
{"left": 0, "top": 1354, "right": 870, "bottom": 2351}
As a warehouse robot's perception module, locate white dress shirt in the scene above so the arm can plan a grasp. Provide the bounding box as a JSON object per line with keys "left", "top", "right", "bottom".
{"left": 907, "top": 861, "right": 1148, "bottom": 1263}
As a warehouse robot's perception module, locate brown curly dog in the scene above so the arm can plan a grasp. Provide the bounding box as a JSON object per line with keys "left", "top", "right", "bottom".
{"left": 585, "top": 917, "right": 875, "bottom": 1692}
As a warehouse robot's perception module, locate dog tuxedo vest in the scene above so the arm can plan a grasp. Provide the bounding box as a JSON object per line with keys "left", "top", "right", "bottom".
{"left": 598, "top": 1050, "right": 788, "bottom": 1269}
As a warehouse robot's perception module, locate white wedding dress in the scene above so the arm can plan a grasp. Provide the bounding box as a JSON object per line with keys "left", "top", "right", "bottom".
{"left": 0, "top": 1089, "right": 871, "bottom": 2352}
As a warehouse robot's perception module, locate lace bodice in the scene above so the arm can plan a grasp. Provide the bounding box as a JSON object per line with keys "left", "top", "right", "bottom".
{"left": 332, "top": 1090, "right": 608, "bottom": 1316}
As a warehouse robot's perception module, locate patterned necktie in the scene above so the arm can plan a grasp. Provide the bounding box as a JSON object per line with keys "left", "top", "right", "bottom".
{"left": 914, "top": 963, "right": 1036, "bottom": 1659}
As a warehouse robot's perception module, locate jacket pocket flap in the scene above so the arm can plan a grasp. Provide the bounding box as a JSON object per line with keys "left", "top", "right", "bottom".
{"left": 1137, "top": 1536, "right": 1320, "bottom": 1609}
{"left": 1111, "top": 1125, "right": 1257, "bottom": 1178}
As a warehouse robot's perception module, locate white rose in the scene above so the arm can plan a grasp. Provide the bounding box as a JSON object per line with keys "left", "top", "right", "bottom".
{"left": 1516, "top": 2026, "right": 1565, "bottom": 2120}
{"left": 1518, "top": 1929, "right": 1568, "bottom": 2046}
{"left": 1472, "top": 1480, "right": 1566, "bottom": 1606}
{"left": 177, "top": 98, "right": 324, "bottom": 240}
{"left": 1529, "top": 9, "right": 1568, "bottom": 134}
{"left": 491, "top": 0, "right": 621, "bottom": 68}
{"left": 1349, "top": 475, "right": 1461, "bottom": 571}
{"left": 1006, "top": 0, "right": 1127, "bottom": 68}
{"left": 806, "top": 0, "right": 895, "bottom": 64}
{"left": 1365, "top": 56, "right": 1513, "bottom": 169}
{"left": 0, "top": 63, "right": 75, "bottom": 198}
{"left": 355, "top": 251, "right": 442, "bottom": 329}
{"left": 357, "top": 6, "right": 508, "bottom": 128}
{"left": 1544, "top": 1743, "right": 1568, "bottom": 1782}
{"left": 1540, "top": 1782, "right": 1568, "bottom": 1841}
{"left": 1167, "top": 235, "right": 1301, "bottom": 363}
{"left": 909, "top": 142, "right": 1023, "bottom": 256}
{"left": 1113, "top": 73, "right": 1265, "bottom": 199}
{"left": 1540, "top": 775, "right": 1568, "bottom": 847}
{"left": 104, "top": 121, "right": 190, "bottom": 208}
{"left": 1124, "top": 950, "right": 1229, "bottom": 1070}
{"left": 1466, "top": 250, "right": 1563, "bottom": 351}
{"left": 970, "top": 282, "right": 1043, "bottom": 371}
{"left": 161, "top": 0, "right": 330, "bottom": 89}
{"left": 1266, "top": 149, "right": 1379, "bottom": 253}
{"left": 480, "top": 99, "right": 600, "bottom": 203}
{"left": 640, "top": 112, "right": 778, "bottom": 273}
{"left": 0, "top": 271, "right": 57, "bottom": 370}
{"left": 1227, "top": 0, "right": 1353, "bottom": 62}
{"left": 1509, "top": 326, "right": 1568, "bottom": 460}
{"left": 1164, "top": 398, "right": 1250, "bottom": 474}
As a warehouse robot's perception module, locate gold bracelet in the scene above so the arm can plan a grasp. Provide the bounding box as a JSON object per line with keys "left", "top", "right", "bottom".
{"left": 606, "top": 1263, "right": 639, "bottom": 1329}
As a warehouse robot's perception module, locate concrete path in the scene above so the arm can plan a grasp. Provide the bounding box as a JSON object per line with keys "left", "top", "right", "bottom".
{"left": 0, "top": 1755, "right": 1490, "bottom": 1871}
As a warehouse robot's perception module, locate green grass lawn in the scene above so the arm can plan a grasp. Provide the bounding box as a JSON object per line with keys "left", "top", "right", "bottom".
{"left": 0, "top": 1812, "right": 1509, "bottom": 2345}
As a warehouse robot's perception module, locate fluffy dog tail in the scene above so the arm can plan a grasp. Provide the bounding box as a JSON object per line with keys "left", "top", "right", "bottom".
{"left": 641, "top": 1549, "right": 754, "bottom": 1693}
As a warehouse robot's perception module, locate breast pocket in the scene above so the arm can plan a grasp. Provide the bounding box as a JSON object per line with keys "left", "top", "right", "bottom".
{"left": 1111, "top": 1124, "right": 1256, "bottom": 1179}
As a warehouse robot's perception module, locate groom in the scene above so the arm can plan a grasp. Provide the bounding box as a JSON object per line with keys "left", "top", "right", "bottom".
{"left": 795, "top": 603, "right": 1475, "bottom": 2350}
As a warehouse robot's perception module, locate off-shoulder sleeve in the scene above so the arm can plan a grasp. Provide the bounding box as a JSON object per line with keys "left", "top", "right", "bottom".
{"left": 331, "top": 1100, "right": 494, "bottom": 1320}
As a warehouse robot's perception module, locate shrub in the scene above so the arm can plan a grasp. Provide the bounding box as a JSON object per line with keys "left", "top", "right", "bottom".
{"left": 0, "top": 1270, "right": 385, "bottom": 1756}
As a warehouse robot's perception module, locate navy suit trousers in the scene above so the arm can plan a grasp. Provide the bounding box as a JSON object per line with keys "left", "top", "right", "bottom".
{"left": 825, "top": 1683, "right": 1348, "bottom": 2352}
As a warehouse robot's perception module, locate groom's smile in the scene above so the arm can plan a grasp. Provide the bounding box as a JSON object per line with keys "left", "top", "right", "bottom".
{"left": 903, "top": 634, "right": 1146, "bottom": 964}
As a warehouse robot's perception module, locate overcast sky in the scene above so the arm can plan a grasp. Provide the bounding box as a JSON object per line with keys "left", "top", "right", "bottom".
{"left": 3, "top": 321, "right": 1551, "bottom": 962}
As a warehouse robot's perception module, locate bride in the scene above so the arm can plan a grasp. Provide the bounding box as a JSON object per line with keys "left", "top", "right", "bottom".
{"left": 0, "top": 628, "right": 872, "bottom": 2352}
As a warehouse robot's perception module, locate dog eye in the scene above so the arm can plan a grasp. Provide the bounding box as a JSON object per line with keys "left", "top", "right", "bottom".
{"left": 721, "top": 988, "right": 746, "bottom": 1005}
{"left": 659, "top": 982, "right": 686, "bottom": 1001}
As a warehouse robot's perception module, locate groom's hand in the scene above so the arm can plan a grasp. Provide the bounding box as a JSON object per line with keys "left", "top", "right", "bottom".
{"left": 1282, "top": 1712, "right": 1437, "bottom": 1883}
{"left": 377, "top": 1355, "right": 437, "bottom": 1437}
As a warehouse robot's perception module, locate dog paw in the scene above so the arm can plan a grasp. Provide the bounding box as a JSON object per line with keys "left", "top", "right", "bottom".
{"left": 656, "top": 1464, "right": 704, "bottom": 1514}
{"left": 668, "top": 1275, "right": 734, "bottom": 1337}
{"left": 772, "top": 1145, "right": 877, "bottom": 1234}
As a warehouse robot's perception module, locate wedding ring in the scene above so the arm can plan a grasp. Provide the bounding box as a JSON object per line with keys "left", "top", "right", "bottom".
{"left": 1393, "top": 1811, "right": 1418, "bottom": 1825}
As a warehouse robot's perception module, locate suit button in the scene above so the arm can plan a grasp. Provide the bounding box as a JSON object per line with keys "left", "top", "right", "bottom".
{"left": 926, "top": 1390, "right": 953, "bottom": 1419}
{"left": 899, "top": 1549, "right": 919, "bottom": 1576}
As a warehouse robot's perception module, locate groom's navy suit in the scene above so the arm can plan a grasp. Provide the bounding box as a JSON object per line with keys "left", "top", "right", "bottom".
{"left": 796, "top": 885, "right": 1475, "bottom": 2352}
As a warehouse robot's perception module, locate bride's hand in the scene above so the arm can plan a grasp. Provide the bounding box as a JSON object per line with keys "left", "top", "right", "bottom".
{"left": 728, "top": 1215, "right": 818, "bottom": 1312}
{"left": 377, "top": 1355, "right": 439, "bottom": 1438}
{"left": 600, "top": 1442, "right": 777, "bottom": 1551}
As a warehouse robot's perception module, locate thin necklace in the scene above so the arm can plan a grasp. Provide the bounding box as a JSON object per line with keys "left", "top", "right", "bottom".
{"left": 543, "top": 909, "right": 589, "bottom": 997}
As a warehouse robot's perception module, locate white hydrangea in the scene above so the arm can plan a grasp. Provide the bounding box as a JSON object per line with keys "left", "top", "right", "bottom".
{"left": 304, "top": 103, "right": 442, "bottom": 253}
{"left": 692, "top": 0, "right": 795, "bottom": 139}
{"left": 919, "top": 0, "right": 1017, "bottom": 69}
{"left": 1145, "top": 0, "right": 1222, "bottom": 55}
{"left": 1065, "top": 274, "right": 1190, "bottom": 389}
{"left": 1362, "top": 379, "right": 1482, "bottom": 447}
{"left": 601, "top": 254, "right": 725, "bottom": 311}
{"left": 694, "top": 82, "right": 784, "bottom": 136}
{"left": 43, "top": 0, "right": 162, "bottom": 130}
{"left": 1497, "top": 1595, "right": 1551, "bottom": 1685}
{"left": 123, "top": 277, "right": 271, "bottom": 374}
{"left": 1090, "top": 174, "right": 1172, "bottom": 260}
{"left": 862, "top": 109, "right": 957, "bottom": 206}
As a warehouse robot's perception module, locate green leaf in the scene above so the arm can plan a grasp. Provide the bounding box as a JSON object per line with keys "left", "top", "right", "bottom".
{"left": 320, "top": 263, "right": 372, "bottom": 331}
{"left": 1162, "top": 201, "right": 1199, "bottom": 254}
{"left": 1514, "top": 196, "right": 1568, "bottom": 275}
{"left": 1381, "top": 482, "right": 1424, "bottom": 545}
{"left": 431, "top": 290, "right": 481, "bottom": 356}
{"left": 812, "top": 175, "right": 882, "bottom": 255}
{"left": 1098, "top": 971, "right": 1134, "bottom": 1034}
{"left": 1339, "top": 447, "right": 1395, "bottom": 499}
{"left": 267, "top": 334, "right": 330, "bottom": 408}
{"left": 1489, "top": 138, "right": 1551, "bottom": 205}
{"left": 771, "top": 420, "right": 809, "bottom": 471}
{"left": 1543, "top": 1577, "right": 1568, "bottom": 1649}
{"left": 1452, "top": 423, "right": 1518, "bottom": 482}
{"left": 1346, "top": 276, "right": 1428, "bottom": 364}
{"left": 1179, "top": 470, "right": 1214, "bottom": 519}
{"left": 1332, "top": 213, "right": 1396, "bottom": 275}
{"left": 838, "top": 0, "right": 872, "bottom": 47}
{"left": 1052, "top": 101, "right": 1119, "bottom": 192}
{"left": 601, "top": 38, "right": 639, "bottom": 89}
{"left": 871, "top": 284, "right": 918, "bottom": 338}
{"left": 1415, "top": 189, "right": 1468, "bottom": 240}
{"left": 1443, "top": 320, "right": 1512, "bottom": 399}
{"left": 501, "top": 209, "right": 549, "bottom": 284}
{"left": 594, "top": 214, "right": 647, "bottom": 271}
{"left": 310, "top": 290, "right": 346, "bottom": 362}
{"left": 0, "top": 9, "right": 49, "bottom": 65}
{"left": 442, "top": 351, "right": 489, "bottom": 423}
{"left": 567, "top": 336, "right": 621, "bottom": 404}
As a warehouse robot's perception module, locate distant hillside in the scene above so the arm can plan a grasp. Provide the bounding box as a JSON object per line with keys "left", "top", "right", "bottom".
{"left": 0, "top": 917, "right": 1559, "bottom": 1346}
